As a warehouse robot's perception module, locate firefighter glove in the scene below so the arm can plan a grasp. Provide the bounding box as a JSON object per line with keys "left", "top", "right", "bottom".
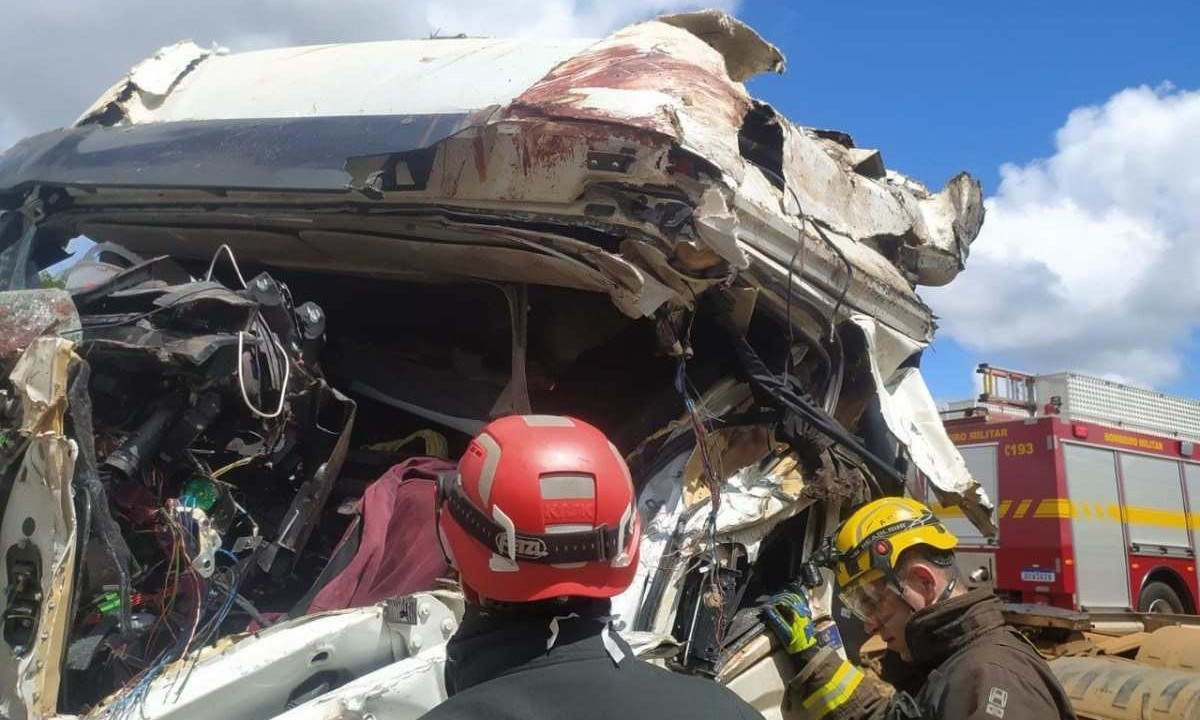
{"left": 762, "top": 585, "right": 818, "bottom": 655}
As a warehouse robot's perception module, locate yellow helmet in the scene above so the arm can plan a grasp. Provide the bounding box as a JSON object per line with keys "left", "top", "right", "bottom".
{"left": 832, "top": 496, "right": 958, "bottom": 592}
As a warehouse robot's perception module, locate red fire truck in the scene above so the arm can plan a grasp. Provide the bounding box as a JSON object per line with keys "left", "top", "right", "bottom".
{"left": 929, "top": 365, "right": 1200, "bottom": 615}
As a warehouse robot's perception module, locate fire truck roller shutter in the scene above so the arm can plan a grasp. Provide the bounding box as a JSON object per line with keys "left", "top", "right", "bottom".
{"left": 1063, "top": 444, "right": 1131, "bottom": 609}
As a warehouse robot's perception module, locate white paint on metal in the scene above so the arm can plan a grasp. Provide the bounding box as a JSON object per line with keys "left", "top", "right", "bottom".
{"left": 720, "top": 649, "right": 790, "bottom": 720}
{"left": 852, "top": 315, "right": 995, "bottom": 533}
{"left": 272, "top": 647, "right": 448, "bottom": 720}
{"left": 87, "top": 594, "right": 461, "bottom": 720}
{"left": 2, "top": 337, "right": 79, "bottom": 720}
{"left": 76, "top": 41, "right": 215, "bottom": 125}
{"left": 80, "top": 38, "right": 593, "bottom": 125}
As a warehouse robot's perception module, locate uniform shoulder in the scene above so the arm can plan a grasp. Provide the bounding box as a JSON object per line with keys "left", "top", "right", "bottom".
{"left": 628, "top": 660, "right": 762, "bottom": 718}
{"left": 941, "top": 627, "right": 1047, "bottom": 675}
{"left": 934, "top": 653, "right": 1070, "bottom": 719}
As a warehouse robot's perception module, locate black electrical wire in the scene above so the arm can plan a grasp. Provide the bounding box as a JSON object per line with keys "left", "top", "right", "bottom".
{"left": 807, "top": 219, "right": 855, "bottom": 336}
{"left": 751, "top": 164, "right": 852, "bottom": 414}
{"left": 722, "top": 323, "right": 907, "bottom": 490}
{"left": 755, "top": 165, "right": 855, "bottom": 344}
{"left": 212, "top": 577, "right": 271, "bottom": 628}
{"left": 65, "top": 283, "right": 245, "bottom": 335}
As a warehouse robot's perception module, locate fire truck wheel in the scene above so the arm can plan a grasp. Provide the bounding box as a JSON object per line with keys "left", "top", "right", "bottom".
{"left": 1138, "top": 581, "right": 1185, "bottom": 614}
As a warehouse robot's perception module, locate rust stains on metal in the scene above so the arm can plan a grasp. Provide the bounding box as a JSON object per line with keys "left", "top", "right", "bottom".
{"left": 505, "top": 40, "right": 749, "bottom": 142}
{"left": 0, "top": 289, "right": 81, "bottom": 364}
{"left": 472, "top": 133, "right": 488, "bottom": 182}
{"left": 515, "top": 122, "right": 589, "bottom": 175}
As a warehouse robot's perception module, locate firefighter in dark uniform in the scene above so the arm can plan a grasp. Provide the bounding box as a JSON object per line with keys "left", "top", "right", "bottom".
{"left": 418, "top": 415, "right": 762, "bottom": 720}
{"left": 763, "top": 497, "right": 1077, "bottom": 720}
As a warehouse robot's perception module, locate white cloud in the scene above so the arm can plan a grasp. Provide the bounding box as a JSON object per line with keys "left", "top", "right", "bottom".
{"left": 0, "top": 0, "right": 736, "bottom": 150}
{"left": 925, "top": 85, "right": 1200, "bottom": 388}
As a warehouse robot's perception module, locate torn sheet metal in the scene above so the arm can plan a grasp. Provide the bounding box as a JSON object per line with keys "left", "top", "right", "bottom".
{"left": 89, "top": 594, "right": 459, "bottom": 720}
{"left": 779, "top": 124, "right": 985, "bottom": 288}
{"left": 690, "top": 187, "right": 750, "bottom": 270}
{"left": 700, "top": 454, "right": 815, "bottom": 554}
{"left": 10, "top": 335, "right": 74, "bottom": 435}
{"left": 657, "top": 10, "right": 785, "bottom": 82}
{"left": 680, "top": 427, "right": 814, "bottom": 548}
{"left": 894, "top": 172, "right": 985, "bottom": 287}
{"left": 77, "top": 41, "right": 216, "bottom": 126}
{"left": 0, "top": 337, "right": 79, "bottom": 720}
{"left": 0, "top": 12, "right": 984, "bottom": 344}
{"left": 505, "top": 18, "right": 755, "bottom": 182}
{"left": 91, "top": 609, "right": 397, "bottom": 719}
{"left": 850, "top": 315, "right": 996, "bottom": 536}
{"left": 612, "top": 447, "right": 691, "bottom": 632}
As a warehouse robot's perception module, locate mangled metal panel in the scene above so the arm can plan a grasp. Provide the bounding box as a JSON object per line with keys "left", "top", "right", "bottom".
{"left": 78, "top": 42, "right": 216, "bottom": 127}
{"left": 850, "top": 315, "right": 996, "bottom": 535}
{"left": 777, "top": 124, "right": 984, "bottom": 287}
{"left": 657, "top": 10, "right": 785, "bottom": 82}
{"left": 1, "top": 337, "right": 79, "bottom": 720}
{"left": 79, "top": 593, "right": 459, "bottom": 720}
{"left": 504, "top": 17, "right": 771, "bottom": 182}
{"left": 0, "top": 13, "right": 985, "bottom": 342}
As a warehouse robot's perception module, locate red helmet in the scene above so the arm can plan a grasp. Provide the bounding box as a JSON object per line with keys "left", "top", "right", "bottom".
{"left": 438, "top": 415, "right": 641, "bottom": 603}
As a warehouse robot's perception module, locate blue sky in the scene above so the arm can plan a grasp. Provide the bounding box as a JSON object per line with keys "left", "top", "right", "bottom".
{"left": 736, "top": 1, "right": 1200, "bottom": 402}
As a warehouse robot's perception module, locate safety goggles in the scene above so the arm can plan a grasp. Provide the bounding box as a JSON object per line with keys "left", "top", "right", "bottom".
{"left": 840, "top": 576, "right": 903, "bottom": 622}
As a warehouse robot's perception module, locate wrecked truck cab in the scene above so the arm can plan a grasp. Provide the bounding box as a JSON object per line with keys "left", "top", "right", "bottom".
{"left": 0, "top": 10, "right": 990, "bottom": 720}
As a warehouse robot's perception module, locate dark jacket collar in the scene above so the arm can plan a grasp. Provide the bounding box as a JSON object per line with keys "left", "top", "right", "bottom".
{"left": 444, "top": 599, "right": 619, "bottom": 695}
{"left": 904, "top": 587, "right": 1006, "bottom": 669}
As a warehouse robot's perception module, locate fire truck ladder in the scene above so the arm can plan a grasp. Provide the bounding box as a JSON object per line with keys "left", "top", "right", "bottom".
{"left": 976, "top": 362, "right": 1200, "bottom": 442}
{"left": 977, "top": 364, "right": 1037, "bottom": 413}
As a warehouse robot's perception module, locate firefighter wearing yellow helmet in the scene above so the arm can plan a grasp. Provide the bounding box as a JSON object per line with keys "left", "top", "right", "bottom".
{"left": 833, "top": 497, "right": 959, "bottom": 626}
{"left": 761, "top": 496, "right": 1077, "bottom": 720}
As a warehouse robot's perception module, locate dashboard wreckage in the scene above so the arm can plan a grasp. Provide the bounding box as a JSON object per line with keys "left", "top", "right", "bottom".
{"left": 0, "top": 11, "right": 991, "bottom": 720}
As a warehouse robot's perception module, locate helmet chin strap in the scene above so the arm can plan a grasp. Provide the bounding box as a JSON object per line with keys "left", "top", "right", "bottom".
{"left": 896, "top": 573, "right": 958, "bottom": 614}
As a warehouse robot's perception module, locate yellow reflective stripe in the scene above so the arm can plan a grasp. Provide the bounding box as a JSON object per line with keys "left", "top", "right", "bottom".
{"left": 937, "top": 495, "right": 1200, "bottom": 529}
{"left": 1124, "top": 506, "right": 1190, "bottom": 530}
{"left": 801, "top": 661, "right": 864, "bottom": 719}
{"left": 824, "top": 668, "right": 865, "bottom": 716}
{"left": 1035, "top": 499, "right": 1074, "bottom": 518}
{"left": 801, "top": 662, "right": 851, "bottom": 712}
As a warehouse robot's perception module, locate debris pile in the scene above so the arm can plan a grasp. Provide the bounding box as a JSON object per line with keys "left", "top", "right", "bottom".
{"left": 50, "top": 244, "right": 354, "bottom": 711}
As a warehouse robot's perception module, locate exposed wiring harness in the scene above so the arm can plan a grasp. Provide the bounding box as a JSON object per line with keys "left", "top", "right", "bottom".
{"left": 100, "top": 510, "right": 243, "bottom": 720}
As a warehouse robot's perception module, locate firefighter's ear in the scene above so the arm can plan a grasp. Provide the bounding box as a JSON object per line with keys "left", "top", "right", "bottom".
{"left": 903, "top": 563, "right": 940, "bottom": 608}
